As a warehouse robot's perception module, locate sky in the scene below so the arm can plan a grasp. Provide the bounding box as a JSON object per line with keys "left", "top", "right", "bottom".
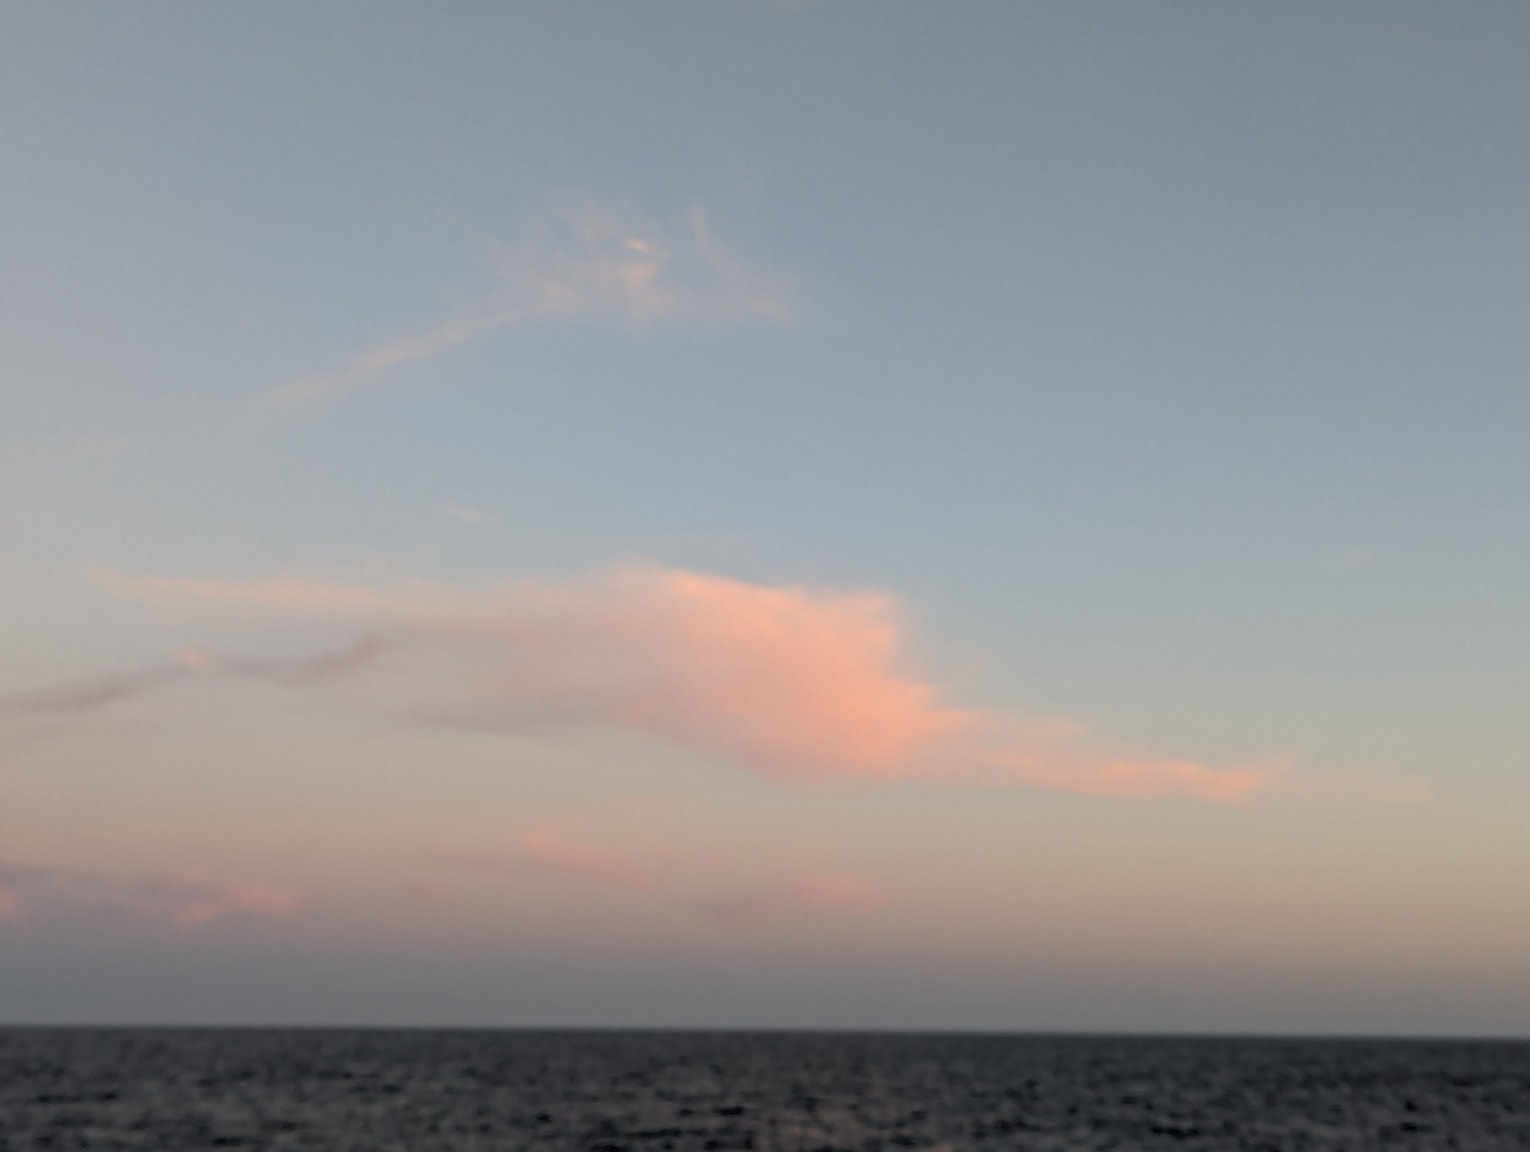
{"left": 2, "top": 1, "right": 1529, "bottom": 1035}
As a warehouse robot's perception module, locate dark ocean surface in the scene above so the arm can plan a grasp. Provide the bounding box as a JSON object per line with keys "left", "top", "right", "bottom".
{"left": 1, "top": 1030, "right": 1528, "bottom": 1151}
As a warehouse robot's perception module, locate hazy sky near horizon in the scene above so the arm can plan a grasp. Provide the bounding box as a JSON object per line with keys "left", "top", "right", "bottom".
{"left": 3, "top": 2, "right": 1529, "bottom": 1034}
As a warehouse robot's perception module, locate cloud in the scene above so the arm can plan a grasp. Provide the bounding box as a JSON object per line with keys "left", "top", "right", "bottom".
{"left": 699, "top": 873, "right": 889, "bottom": 924}
{"left": 0, "top": 640, "right": 382, "bottom": 720}
{"left": 430, "top": 828, "right": 885, "bottom": 924}
{"left": 0, "top": 664, "right": 188, "bottom": 716}
{"left": 262, "top": 205, "right": 794, "bottom": 412}
{"left": 435, "top": 823, "right": 651, "bottom": 891}
{"left": 520, "top": 824, "right": 647, "bottom": 887}
{"left": 209, "top": 635, "right": 389, "bottom": 683}
{"left": 0, "top": 862, "right": 299, "bottom": 930}
{"left": 105, "top": 564, "right": 1269, "bottom": 802}
{"left": 118, "top": 874, "right": 300, "bottom": 928}
{"left": 442, "top": 503, "right": 495, "bottom": 525}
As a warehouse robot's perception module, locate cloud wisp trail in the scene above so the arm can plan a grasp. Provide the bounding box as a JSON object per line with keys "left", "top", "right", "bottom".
{"left": 0, "top": 665, "right": 189, "bottom": 716}
{"left": 0, "top": 639, "right": 384, "bottom": 722}
{"left": 261, "top": 206, "right": 794, "bottom": 413}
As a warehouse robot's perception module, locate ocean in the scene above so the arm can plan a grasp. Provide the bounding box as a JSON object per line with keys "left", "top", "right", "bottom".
{"left": 1, "top": 1029, "right": 1527, "bottom": 1150}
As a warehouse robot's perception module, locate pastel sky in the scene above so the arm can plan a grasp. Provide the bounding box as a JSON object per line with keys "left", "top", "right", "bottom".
{"left": 3, "top": 2, "right": 1529, "bottom": 1035}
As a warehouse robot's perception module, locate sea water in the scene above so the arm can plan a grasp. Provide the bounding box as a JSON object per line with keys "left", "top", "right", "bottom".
{"left": 2, "top": 1029, "right": 1527, "bottom": 1150}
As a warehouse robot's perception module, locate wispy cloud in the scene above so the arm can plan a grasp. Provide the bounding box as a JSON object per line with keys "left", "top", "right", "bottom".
{"left": 0, "top": 640, "right": 388, "bottom": 723}
{"left": 429, "top": 827, "right": 886, "bottom": 925}
{"left": 0, "top": 664, "right": 188, "bottom": 716}
{"left": 215, "top": 636, "right": 390, "bottom": 683}
{"left": 434, "top": 823, "right": 652, "bottom": 891}
{"left": 104, "top": 564, "right": 1270, "bottom": 802}
{"left": 442, "top": 503, "right": 495, "bottom": 525}
{"left": 262, "top": 205, "right": 794, "bottom": 413}
{"left": 0, "top": 862, "right": 299, "bottom": 930}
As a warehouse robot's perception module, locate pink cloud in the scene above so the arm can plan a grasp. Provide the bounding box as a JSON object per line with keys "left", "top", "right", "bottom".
{"left": 487, "top": 566, "right": 974, "bottom": 781}
{"left": 100, "top": 563, "right": 1267, "bottom": 801}
{"left": 435, "top": 824, "right": 652, "bottom": 891}
{"left": 521, "top": 824, "right": 646, "bottom": 887}
{"left": 700, "top": 873, "right": 889, "bottom": 924}
{"left": 0, "top": 862, "right": 299, "bottom": 929}
{"left": 124, "top": 873, "right": 301, "bottom": 928}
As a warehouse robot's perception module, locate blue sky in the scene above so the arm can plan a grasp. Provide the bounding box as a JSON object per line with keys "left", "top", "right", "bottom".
{"left": 2, "top": 2, "right": 1529, "bottom": 1033}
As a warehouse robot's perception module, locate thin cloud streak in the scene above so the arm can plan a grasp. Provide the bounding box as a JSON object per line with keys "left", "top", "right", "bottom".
{"left": 262, "top": 206, "right": 794, "bottom": 412}
{"left": 109, "top": 564, "right": 1270, "bottom": 802}
{"left": 0, "top": 666, "right": 186, "bottom": 716}
{"left": 0, "top": 640, "right": 388, "bottom": 723}
{"left": 216, "top": 636, "right": 390, "bottom": 683}
{"left": 0, "top": 862, "right": 299, "bottom": 929}
{"left": 434, "top": 824, "right": 652, "bottom": 891}
{"left": 429, "top": 829, "right": 886, "bottom": 925}
{"left": 442, "top": 503, "right": 495, "bottom": 525}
